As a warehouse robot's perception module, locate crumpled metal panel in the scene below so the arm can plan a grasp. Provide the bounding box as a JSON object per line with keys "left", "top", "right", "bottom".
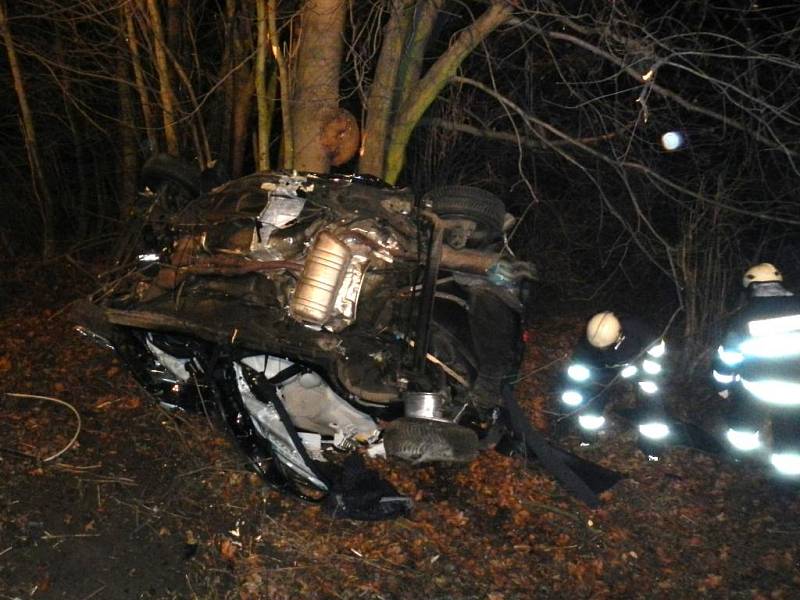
{"left": 233, "top": 361, "right": 328, "bottom": 491}
{"left": 250, "top": 174, "right": 312, "bottom": 255}
{"left": 240, "top": 355, "right": 379, "bottom": 445}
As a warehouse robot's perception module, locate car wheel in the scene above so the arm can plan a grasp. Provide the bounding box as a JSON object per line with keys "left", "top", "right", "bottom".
{"left": 140, "top": 153, "right": 202, "bottom": 197}
{"left": 383, "top": 417, "right": 479, "bottom": 463}
{"left": 424, "top": 185, "right": 506, "bottom": 248}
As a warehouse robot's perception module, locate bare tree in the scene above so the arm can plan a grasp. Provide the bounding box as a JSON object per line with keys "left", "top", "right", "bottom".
{"left": 0, "top": 0, "right": 53, "bottom": 257}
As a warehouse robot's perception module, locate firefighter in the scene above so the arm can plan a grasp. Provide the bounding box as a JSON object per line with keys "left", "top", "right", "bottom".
{"left": 560, "top": 311, "right": 670, "bottom": 457}
{"left": 713, "top": 263, "right": 800, "bottom": 476}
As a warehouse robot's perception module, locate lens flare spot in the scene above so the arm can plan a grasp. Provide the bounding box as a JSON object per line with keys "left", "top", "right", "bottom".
{"left": 660, "top": 131, "right": 684, "bottom": 151}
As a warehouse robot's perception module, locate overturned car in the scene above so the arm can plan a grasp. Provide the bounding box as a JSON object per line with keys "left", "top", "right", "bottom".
{"left": 74, "top": 156, "right": 615, "bottom": 518}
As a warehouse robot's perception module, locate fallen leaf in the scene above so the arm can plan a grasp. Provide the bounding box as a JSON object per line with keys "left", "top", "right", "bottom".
{"left": 122, "top": 396, "right": 141, "bottom": 409}
{"left": 220, "top": 538, "right": 237, "bottom": 560}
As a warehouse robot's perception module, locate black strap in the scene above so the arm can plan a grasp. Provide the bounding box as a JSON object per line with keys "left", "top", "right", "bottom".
{"left": 266, "top": 363, "right": 306, "bottom": 385}
{"left": 501, "top": 383, "right": 605, "bottom": 507}
{"left": 242, "top": 362, "right": 413, "bottom": 520}
{"left": 241, "top": 363, "right": 332, "bottom": 489}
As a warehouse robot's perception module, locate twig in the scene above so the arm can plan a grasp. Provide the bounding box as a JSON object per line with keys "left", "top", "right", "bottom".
{"left": 509, "top": 354, "right": 566, "bottom": 383}
{"left": 0, "top": 446, "right": 38, "bottom": 460}
{"left": 53, "top": 463, "right": 102, "bottom": 472}
{"left": 77, "top": 475, "right": 137, "bottom": 485}
{"left": 524, "top": 500, "right": 588, "bottom": 526}
{"left": 41, "top": 531, "right": 100, "bottom": 540}
{"left": 80, "top": 585, "right": 106, "bottom": 600}
{"left": 3, "top": 393, "right": 81, "bottom": 462}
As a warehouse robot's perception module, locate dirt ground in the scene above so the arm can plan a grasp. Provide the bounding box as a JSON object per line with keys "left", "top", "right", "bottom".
{"left": 1, "top": 260, "right": 799, "bottom": 599}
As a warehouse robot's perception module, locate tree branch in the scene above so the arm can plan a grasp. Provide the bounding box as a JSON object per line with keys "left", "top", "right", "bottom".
{"left": 384, "top": 2, "right": 514, "bottom": 183}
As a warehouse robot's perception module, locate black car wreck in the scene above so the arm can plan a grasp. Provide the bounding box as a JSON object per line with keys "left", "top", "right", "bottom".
{"left": 72, "top": 155, "right": 618, "bottom": 520}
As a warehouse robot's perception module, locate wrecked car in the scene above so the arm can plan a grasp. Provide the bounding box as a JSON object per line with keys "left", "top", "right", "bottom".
{"left": 74, "top": 155, "right": 615, "bottom": 518}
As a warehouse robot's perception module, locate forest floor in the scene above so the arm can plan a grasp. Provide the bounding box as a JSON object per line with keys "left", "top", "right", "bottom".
{"left": 1, "top": 259, "right": 799, "bottom": 600}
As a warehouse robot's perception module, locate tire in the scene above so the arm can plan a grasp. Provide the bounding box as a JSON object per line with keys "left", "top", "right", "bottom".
{"left": 140, "top": 153, "right": 202, "bottom": 197}
{"left": 115, "top": 155, "right": 202, "bottom": 266}
{"left": 424, "top": 185, "right": 506, "bottom": 247}
{"left": 383, "top": 417, "right": 479, "bottom": 463}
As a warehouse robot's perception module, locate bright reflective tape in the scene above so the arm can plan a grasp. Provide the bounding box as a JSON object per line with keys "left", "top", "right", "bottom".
{"left": 740, "top": 333, "right": 800, "bottom": 359}
{"left": 747, "top": 314, "right": 800, "bottom": 337}
{"left": 642, "top": 359, "right": 662, "bottom": 375}
{"left": 713, "top": 370, "right": 734, "bottom": 384}
{"left": 567, "top": 364, "right": 591, "bottom": 382}
{"left": 578, "top": 415, "right": 606, "bottom": 430}
{"left": 717, "top": 346, "right": 743, "bottom": 366}
{"left": 638, "top": 422, "right": 670, "bottom": 440}
{"left": 741, "top": 378, "right": 800, "bottom": 406}
{"left": 647, "top": 339, "right": 666, "bottom": 358}
{"left": 770, "top": 452, "right": 800, "bottom": 476}
{"left": 638, "top": 381, "right": 659, "bottom": 394}
{"left": 725, "top": 428, "right": 761, "bottom": 451}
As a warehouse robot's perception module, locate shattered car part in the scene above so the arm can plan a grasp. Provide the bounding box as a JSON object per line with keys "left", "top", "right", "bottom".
{"left": 145, "top": 334, "right": 192, "bottom": 382}
{"left": 233, "top": 361, "right": 329, "bottom": 492}
{"left": 239, "top": 354, "right": 379, "bottom": 444}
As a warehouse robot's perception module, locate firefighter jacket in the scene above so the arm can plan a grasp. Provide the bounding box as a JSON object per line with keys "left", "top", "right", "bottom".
{"left": 561, "top": 315, "right": 666, "bottom": 412}
{"left": 713, "top": 283, "right": 800, "bottom": 407}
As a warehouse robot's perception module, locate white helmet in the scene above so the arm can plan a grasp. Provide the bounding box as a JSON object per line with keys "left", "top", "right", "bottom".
{"left": 586, "top": 311, "right": 622, "bottom": 349}
{"left": 742, "top": 263, "right": 782, "bottom": 288}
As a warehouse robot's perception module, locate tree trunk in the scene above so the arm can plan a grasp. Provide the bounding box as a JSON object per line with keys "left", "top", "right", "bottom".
{"left": 395, "top": 0, "right": 443, "bottom": 110}
{"left": 166, "top": 0, "right": 181, "bottom": 57}
{"left": 358, "top": 0, "right": 415, "bottom": 178}
{"left": 384, "top": 3, "right": 512, "bottom": 183}
{"left": 360, "top": 0, "right": 443, "bottom": 179}
{"left": 216, "top": 0, "right": 237, "bottom": 169}
{"left": 117, "top": 52, "right": 139, "bottom": 219}
{"left": 0, "top": 0, "right": 53, "bottom": 257}
{"left": 268, "top": 0, "right": 292, "bottom": 169}
{"left": 255, "top": 0, "right": 270, "bottom": 171}
{"left": 291, "top": 0, "right": 347, "bottom": 173}
{"left": 163, "top": 43, "right": 211, "bottom": 167}
{"left": 230, "top": 9, "right": 255, "bottom": 178}
{"left": 125, "top": 3, "right": 158, "bottom": 154}
{"left": 55, "top": 25, "right": 92, "bottom": 239}
{"left": 231, "top": 78, "right": 254, "bottom": 178}
{"left": 266, "top": 65, "right": 278, "bottom": 168}
{"left": 145, "top": 0, "right": 179, "bottom": 156}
